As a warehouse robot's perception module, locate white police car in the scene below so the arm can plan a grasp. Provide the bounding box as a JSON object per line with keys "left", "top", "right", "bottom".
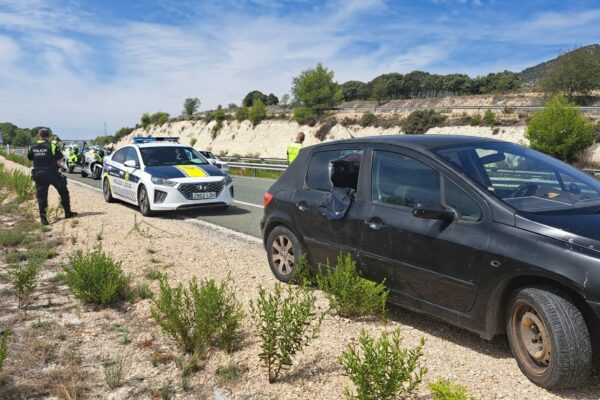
{"left": 102, "top": 137, "right": 233, "bottom": 216}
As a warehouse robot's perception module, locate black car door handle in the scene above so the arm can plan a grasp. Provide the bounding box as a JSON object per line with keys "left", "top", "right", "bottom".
{"left": 296, "top": 201, "right": 309, "bottom": 212}
{"left": 365, "top": 217, "right": 385, "bottom": 230}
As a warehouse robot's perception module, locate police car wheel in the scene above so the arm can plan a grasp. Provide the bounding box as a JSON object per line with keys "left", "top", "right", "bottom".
{"left": 138, "top": 186, "right": 153, "bottom": 216}
{"left": 266, "top": 225, "right": 306, "bottom": 283}
{"left": 103, "top": 178, "right": 114, "bottom": 203}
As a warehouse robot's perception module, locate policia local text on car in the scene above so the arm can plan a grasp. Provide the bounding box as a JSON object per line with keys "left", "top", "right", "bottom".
{"left": 27, "top": 128, "right": 77, "bottom": 225}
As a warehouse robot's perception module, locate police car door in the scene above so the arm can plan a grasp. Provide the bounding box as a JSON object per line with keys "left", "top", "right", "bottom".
{"left": 122, "top": 147, "right": 141, "bottom": 203}
{"left": 104, "top": 147, "right": 128, "bottom": 201}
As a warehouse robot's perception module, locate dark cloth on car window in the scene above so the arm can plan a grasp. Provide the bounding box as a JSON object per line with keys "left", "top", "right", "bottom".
{"left": 318, "top": 187, "right": 354, "bottom": 221}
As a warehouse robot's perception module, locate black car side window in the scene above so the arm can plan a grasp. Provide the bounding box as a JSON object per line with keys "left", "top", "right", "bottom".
{"left": 306, "top": 149, "right": 363, "bottom": 191}
{"left": 372, "top": 151, "right": 481, "bottom": 221}
{"left": 112, "top": 148, "right": 128, "bottom": 164}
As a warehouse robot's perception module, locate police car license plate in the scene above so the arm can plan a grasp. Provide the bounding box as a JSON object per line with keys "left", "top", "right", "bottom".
{"left": 191, "top": 192, "right": 216, "bottom": 200}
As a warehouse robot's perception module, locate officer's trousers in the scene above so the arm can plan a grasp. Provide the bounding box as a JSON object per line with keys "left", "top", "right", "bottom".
{"left": 32, "top": 170, "right": 71, "bottom": 217}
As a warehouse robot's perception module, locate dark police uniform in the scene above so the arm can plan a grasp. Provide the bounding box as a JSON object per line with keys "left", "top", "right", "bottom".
{"left": 27, "top": 139, "right": 73, "bottom": 221}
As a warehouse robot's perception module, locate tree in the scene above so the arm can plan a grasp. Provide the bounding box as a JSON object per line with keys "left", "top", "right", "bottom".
{"left": 141, "top": 113, "right": 151, "bottom": 129}
{"left": 402, "top": 110, "right": 447, "bottom": 134}
{"left": 242, "top": 90, "right": 269, "bottom": 107}
{"left": 280, "top": 93, "right": 291, "bottom": 106}
{"left": 248, "top": 100, "right": 267, "bottom": 126}
{"left": 540, "top": 47, "right": 600, "bottom": 99}
{"left": 182, "top": 98, "right": 200, "bottom": 117}
{"left": 371, "top": 79, "right": 388, "bottom": 104}
{"left": 526, "top": 94, "right": 595, "bottom": 163}
{"left": 266, "top": 93, "right": 279, "bottom": 105}
{"left": 341, "top": 81, "right": 371, "bottom": 101}
{"left": 235, "top": 106, "right": 249, "bottom": 122}
{"left": 291, "top": 63, "right": 343, "bottom": 116}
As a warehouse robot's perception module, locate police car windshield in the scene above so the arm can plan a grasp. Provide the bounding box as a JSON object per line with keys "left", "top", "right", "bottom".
{"left": 140, "top": 147, "right": 209, "bottom": 167}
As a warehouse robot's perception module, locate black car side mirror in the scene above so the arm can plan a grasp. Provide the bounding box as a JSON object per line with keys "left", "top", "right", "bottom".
{"left": 412, "top": 202, "right": 456, "bottom": 221}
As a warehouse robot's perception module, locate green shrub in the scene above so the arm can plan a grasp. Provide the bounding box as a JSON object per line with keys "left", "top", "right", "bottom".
{"left": 469, "top": 115, "right": 481, "bottom": 126}
{"left": 151, "top": 276, "right": 244, "bottom": 355}
{"left": 339, "top": 329, "right": 427, "bottom": 400}
{"left": 482, "top": 110, "right": 496, "bottom": 125}
{"left": 7, "top": 256, "right": 42, "bottom": 309}
{"left": 402, "top": 110, "right": 447, "bottom": 134}
{"left": 135, "top": 283, "right": 154, "bottom": 300}
{"left": 104, "top": 356, "right": 126, "bottom": 389}
{"left": 429, "top": 379, "right": 476, "bottom": 400}
{"left": 141, "top": 113, "right": 151, "bottom": 129}
{"left": 293, "top": 106, "right": 317, "bottom": 126}
{"left": 0, "top": 330, "right": 8, "bottom": 370}
{"left": 248, "top": 100, "right": 267, "bottom": 126}
{"left": 0, "top": 163, "right": 34, "bottom": 201}
{"left": 0, "top": 227, "right": 28, "bottom": 247}
{"left": 316, "top": 253, "right": 388, "bottom": 318}
{"left": 503, "top": 106, "right": 514, "bottom": 114}
{"left": 249, "top": 282, "right": 323, "bottom": 383}
{"left": 359, "top": 112, "right": 378, "bottom": 127}
{"left": 215, "top": 362, "right": 243, "bottom": 384}
{"left": 235, "top": 106, "right": 249, "bottom": 122}
{"left": 0, "top": 150, "right": 32, "bottom": 167}
{"left": 190, "top": 138, "right": 197, "bottom": 147}
{"left": 63, "top": 250, "right": 131, "bottom": 306}
{"left": 150, "top": 112, "right": 170, "bottom": 126}
{"left": 315, "top": 119, "right": 336, "bottom": 141}
{"left": 526, "top": 94, "right": 595, "bottom": 163}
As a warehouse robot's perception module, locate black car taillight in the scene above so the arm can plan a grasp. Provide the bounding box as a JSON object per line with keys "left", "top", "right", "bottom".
{"left": 263, "top": 192, "right": 273, "bottom": 208}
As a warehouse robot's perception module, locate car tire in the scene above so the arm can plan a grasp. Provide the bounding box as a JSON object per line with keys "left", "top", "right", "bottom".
{"left": 506, "top": 286, "right": 592, "bottom": 389}
{"left": 81, "top": 169, "right": 88, "bottom": 178}
{"left": 103, "top": 178, "right": 114, "bottom": 203}
{"left": 266, "top": 225, "right": 305, "bottom": 283}
{"left": 138, "top": 186, "right": 153, "bottom": 217}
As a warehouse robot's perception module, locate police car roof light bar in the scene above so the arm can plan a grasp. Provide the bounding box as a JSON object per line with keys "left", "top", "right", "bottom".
{"left": 132, "top": 136, "right": 180, "bottom": 144}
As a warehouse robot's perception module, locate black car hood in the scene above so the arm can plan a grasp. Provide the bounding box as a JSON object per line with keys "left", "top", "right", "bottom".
{"left": 516, "top": 208, "right": 600, "bottom": 251}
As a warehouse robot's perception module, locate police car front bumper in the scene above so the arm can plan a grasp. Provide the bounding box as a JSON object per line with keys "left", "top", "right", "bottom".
{"left": 148, "top": 181, "right": 234, "bottom": 211}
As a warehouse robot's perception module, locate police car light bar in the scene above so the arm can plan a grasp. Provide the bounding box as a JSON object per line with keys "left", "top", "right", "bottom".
{"left": 132, "top": 136, "right": 180, "bottom": 143}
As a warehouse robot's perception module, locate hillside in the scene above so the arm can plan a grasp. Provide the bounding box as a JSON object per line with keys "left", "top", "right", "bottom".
{"left": 518, "top": 44, "right": 600, "bottom": 85}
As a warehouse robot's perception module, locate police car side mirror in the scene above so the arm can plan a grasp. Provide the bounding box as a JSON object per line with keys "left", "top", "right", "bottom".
{"left": 124, "top": 160, "right": 138, "bottom": 169}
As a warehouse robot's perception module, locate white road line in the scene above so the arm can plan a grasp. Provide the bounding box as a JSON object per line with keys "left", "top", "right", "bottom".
{"left": 183, "top": 218, "right": 262, "bottom": 244}
{"left": 234, "top": 200, "right": 264, "bottom": 209}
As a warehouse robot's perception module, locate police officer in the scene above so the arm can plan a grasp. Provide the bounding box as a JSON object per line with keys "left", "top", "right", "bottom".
{"left": 27, "top": 128, "right": 77, "bottom": 225}
{"left": 287, "top": 131, "right": 305, "bottom": 164}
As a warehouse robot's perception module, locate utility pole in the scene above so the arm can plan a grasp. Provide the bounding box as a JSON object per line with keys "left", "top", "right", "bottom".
{"left": 104, "top": 121, "right": 107, "bottom": 136}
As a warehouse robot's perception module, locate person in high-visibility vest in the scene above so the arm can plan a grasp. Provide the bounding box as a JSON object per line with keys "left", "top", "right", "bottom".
{"left": 287, "top": 131, "right": 305, "bottom": 164}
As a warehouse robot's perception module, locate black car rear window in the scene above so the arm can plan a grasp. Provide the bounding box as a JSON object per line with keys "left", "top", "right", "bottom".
{"left": 306, "top": 149, "right": 363, "bottom": 191}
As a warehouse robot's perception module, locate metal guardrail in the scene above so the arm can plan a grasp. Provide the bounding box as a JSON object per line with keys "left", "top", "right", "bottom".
{"left": 227, "top": 162, "right": 288, "bottom": 171}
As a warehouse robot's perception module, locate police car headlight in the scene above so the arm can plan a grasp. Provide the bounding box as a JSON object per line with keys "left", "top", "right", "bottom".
{"left": 151, "top": 177, "right": 177, "bottom": 187}
{"left": 223, "top": 175, "right": 233, "bottom": 186}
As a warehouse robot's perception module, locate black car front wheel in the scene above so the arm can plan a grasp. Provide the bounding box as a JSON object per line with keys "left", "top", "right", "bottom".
{"left": 506, "top": 286, "right": 592, "bottom": 389}
{"left": 266, "top": 225, "right": 305, "bottom": 283}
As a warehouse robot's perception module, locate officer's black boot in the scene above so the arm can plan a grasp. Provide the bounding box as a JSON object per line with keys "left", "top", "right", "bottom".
{"left": 65, "top": 211, "right": 78, "bottom": 219}
{"left": 40, "top": 215, "right": 49, "bottom": 226}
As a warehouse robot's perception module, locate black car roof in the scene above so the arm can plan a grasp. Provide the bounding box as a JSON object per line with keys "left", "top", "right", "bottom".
{"left": 316, "top": 134, "right": 505, "bottom": 151}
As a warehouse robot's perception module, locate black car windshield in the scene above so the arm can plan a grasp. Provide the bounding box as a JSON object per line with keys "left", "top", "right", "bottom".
{"left": 140, "top": 146, "right": 208, "bottom": 167}
{"left": 433, "top": 142, "right": 600, "bottom": 213}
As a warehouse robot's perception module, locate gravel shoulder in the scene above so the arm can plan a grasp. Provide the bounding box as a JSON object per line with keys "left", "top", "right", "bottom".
{"left": 1, "top": 157, "right": 599, "bottom": 399}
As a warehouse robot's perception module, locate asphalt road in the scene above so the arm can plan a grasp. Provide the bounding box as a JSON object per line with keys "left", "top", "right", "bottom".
{"left": 66, "top": 171, "right": 272, "bottom": 238}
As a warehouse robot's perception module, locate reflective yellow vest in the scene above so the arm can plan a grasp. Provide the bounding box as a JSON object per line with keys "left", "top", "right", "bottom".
{"left": 287, "top": 142, "right": 302, "bottom": 164}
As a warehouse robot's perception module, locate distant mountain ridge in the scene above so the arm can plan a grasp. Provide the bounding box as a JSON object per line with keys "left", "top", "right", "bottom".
{"left": 518, "top": 44, "right": 600, "bottom": 85}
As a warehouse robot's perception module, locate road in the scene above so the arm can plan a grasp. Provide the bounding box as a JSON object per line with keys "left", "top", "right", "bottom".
{"left": 66, "top": 172, "right": 272, "bottom": 238}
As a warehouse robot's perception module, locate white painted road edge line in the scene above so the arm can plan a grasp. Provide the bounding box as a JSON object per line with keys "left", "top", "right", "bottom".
{"left": 234, "top": 200, "right": 264, "bottom": 209}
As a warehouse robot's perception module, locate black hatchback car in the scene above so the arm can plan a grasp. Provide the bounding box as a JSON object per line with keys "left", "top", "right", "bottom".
{"left": 261, "top": 135, "right": 600, "bottom": 389}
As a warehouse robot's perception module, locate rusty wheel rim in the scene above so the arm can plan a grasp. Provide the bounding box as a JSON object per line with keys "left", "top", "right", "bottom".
{"left": 271, "top": 234, "right": 295, "bottom": 276}
{"left": 511, "top": 300, "right": 551, "bottom": 376}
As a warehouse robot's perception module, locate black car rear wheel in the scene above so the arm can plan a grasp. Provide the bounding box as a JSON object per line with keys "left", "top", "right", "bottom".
{"left": 266, "top": 225, "right": 305, "bottom": 283}
{"left": 103, "top": 178, "right": 114, "bottom": 203}
{"left": 506, "top": 286, "right": 592, "bottom": 389}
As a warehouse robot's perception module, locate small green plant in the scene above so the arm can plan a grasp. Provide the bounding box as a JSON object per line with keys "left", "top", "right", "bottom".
{"left": 62, "top": 250, "right": 131, "bottom": 306}
{"left": 0, "top": 227, "right": 28, "bottom": 247}
{"left": 7, "top": 259, "right": 42, "bottom": 309}
{"left": 0, "top": 164, "right": 34, "bottom": 201}
{"left": 190, "top": 138, "right": 197, "bottom": 147}
{"left": 215, "top": 362, "right": 243, "bottom": 384}
{"left": 0, "top": 330, "right": 8, "bottom": 370}
{"left": 151, "top": 276, "right": 244, "bottom": 355}
{"left": 316, "top": 253, "right": 388, "bottom": 318}
{"left": 160, "top": 384, "right": 171, "bottom": 400}
{"left": 176, "top": 353, "right": 201, "bottom": 391}
{"left": 429, "top": 379, "right": 476, "bottom": 400}
{"left": 104, "top": 356, "right": 126, "bottom": 389}
{"left": 469, "top": 114, "right": 481, "bottom": 126}
{"left": 339, "top": 329, "right": 427, "bottom": 400}
{"left": 135, "top": 283, "right": 154, "bottom": 300}
{"left": 249, "top": 282, "right": 324, "bottom": 383}
{"left": 482, "top": 109, "right": 496, "bottom": 125}
{"left": 144, "top": 268, "right": 163, "bottom": 280}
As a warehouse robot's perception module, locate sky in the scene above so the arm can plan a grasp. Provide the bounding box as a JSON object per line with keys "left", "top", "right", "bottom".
{"left": 0, "top": 0, "right": 599, "bottom": 139}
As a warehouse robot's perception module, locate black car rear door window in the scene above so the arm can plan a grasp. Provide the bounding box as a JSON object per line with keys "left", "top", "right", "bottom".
{"left": 306, "top": 149, "right": 363, "bottom": 191}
